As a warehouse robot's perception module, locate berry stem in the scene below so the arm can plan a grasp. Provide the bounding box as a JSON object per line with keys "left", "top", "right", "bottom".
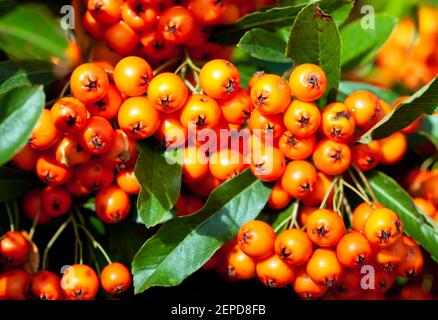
{"left": 420, "top": 155, "right": 436, "bottom": 171}
{"left": 42, "top": 216, "right": 73, "bottom": 270}
{"left": 342, "top": 196, "right": 353, "bottom": 225}
{"left": 287, "top": 199, "right": 300, "bottom": 229}
{"left": 5, "top": 203, "right": 15, "bottom": 232}
{"left": 13, "top": 200, "right": 20, "bottom": 230}
{"left": 184, "top": 48, "right": 201, "bottom": 73}
{"left": 341, "top": 179, "right": 373, "bottom": 206}
{"left": 77, "top": 224, "right": 112, "bottom": 265}
{"left": 351, "top": 164, "right": 377, "bottom": 202}
{"left": 347, "top": 169, "right": 371, "bottom": 202}
{"left": 75, "top": 210, "right": 101, "bottom": 274}
{"left": 70, "top": 212, "right": 84, "bottom": 264}
{"left": 28, "top": 209, "right": 41, "bottom": 239}
{"left": 59, "top": 80, "right": 70, "bottom": 98}
{"left": 154, "top": 57, "right": 182, "bottom": 76}
{"left": 319, "top": 177, "right": 340, "bottom": 209}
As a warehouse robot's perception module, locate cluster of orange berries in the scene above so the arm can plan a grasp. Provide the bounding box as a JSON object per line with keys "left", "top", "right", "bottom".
{"left": 407, "top": 168, "right": 438, "bottom": 223}
{"left": 82, "top": 0, "right": 265, "bottom": 64}
{"left": 205, "top": 202, "right": 425, "bottom": 300}
{"left": 0, "top": 229, "right": 131, "bottom": 299}
{"left": 368, "top": 6, "right": 438, "bottom": 90}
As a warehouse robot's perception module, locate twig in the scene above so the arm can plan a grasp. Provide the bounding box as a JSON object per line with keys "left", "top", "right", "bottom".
{"left": 5, "top": 203, "right": 15, "bottom": 231}
{"left": 342, "top": 180, "right": 373, "bottom": 206}
{"left": 319, "top": 177, "right": 339, "bottom": 209}
{"left": 42, "top": 216, "right": 72, "bottom": 270}
{"left": 28, "top": 209, "right": 41, "bottom": 239}
{"left": 77, "top": 225, "right": 112, "bottom": 265}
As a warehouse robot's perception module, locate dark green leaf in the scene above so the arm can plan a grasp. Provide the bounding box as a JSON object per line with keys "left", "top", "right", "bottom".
{"left": 359, "top": 76, "right": 438, "bottom": 143}
{"left": 238, "top": 28, "right": 292, "bottom": 63}
{"left": 286, "top": 3, "right": 342, "bottom": 105}
{"left": 368, "top": 171, "right": 438, "bottom": 262}
{"left": 82, "top": 197, "right": 96, "bottom": 212}
{"left": 0, "top": 60, "right": 56, "bottom": 95}
{"left": 0, "top": 167, "right": 36, "bottom": 202}
{"left": 0, "top": 85, "right": 45, "bottom": 166}
{"left": 338, "top": 80, "right": 400, "bottom": 104}
{"left": 341, "top": 14, "right": 397, "bottom": 70}
{"left": 0, "top": 3, "right": 67, "bottom": 60}
{"left": 409, "top": 115, "right": 438, "bottom": 152}
{"left": 132, "top": 169, "right": 271, "bottom": 293}
{"left": 135, "top": 141, "right": 182, "bottom": 228}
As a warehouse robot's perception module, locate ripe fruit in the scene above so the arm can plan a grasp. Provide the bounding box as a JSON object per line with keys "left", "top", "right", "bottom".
{"left": 219, "top": 87, "right": 253, "bottom": 125}
{"left": 306, "top": 209, "right": 345, "bottom": 247}
{"left": 182, "top": 146, "right": 209, "bottom": 183}
{"left": 275, "top": 228, "right": 313, "bottom": 266}
{"left": 29, "top": 109, "right": 61, "bottom": 150}
{"left": 121, "top": 0, "right": 158, "bottom": 32}
{"left": 188, "top": 0, "right": 226, "bottom": 25}
{"left": 31, "top": 271, "right": 64, "bottom": 300}
{"left": 41, "top": 186, "right": 72, "bottom": 218}
{"left": 95, "top": 186, "right": 131, "bottom": 224}
{"left": 283, "top": 100, "right": 321, "bottom": 138}
{"left": 267, "top": 181, "right": 291, "bottom": 210}
{"left": 154, "top": 114, "right": 187, "bottom": 147}
{"left": 116, "top": 169, "right": 140, "bottom": 195}
{"left": 321, "top": 102, "right": 355, "bottom": 142}
{"left": 77, "top": 116, "right": 115, "bottom": 154}
{"left": 352, "top": 201, "right": 383, "bottom": 233}
{"left": 147, "top": 73, "right": 188, "bottom": 113}
{"left": 140, "top": 30, "right": 175, "bottom": 60}
{"left": 61, "top": 264, "right": 99, "bottom": 300}
{"left": 247, "top": 109, "right": 285, "bottom": 140}
{"left": 293, "top": 268, "right": 328, "bottom": 299}
{"left": 0, "top": 231, "right": 30, "bottom": 267}
{"left": 250, "top": 147, "right": 286, "bottom": 182}
{"left": 396, "top": 236, "right": 424, "bottom": 277}
{"left": 364, "top": 208, "right": 403, "bottom": 247}
{"left": 104, "top": 21, "right": 139, "bottom": 55}
{"left": 200, "top": 59, "right": 240, "bottom": 99}
{"left": 351, "top": 141, "right": 382, "bottom": 172}
{"left": 250, "top": 74, "right": 291, "bottom": 115}
{"left": 75, "top": 157, "right": 114, "bottom": 191}
{"left": 344, "top": 90, "right": 383, "bottom": 129}
{"left": 336, "top": 231, "right": 372, "bottom": 268}
{"left": 118, "top": 96, "right": 161, "bottom": 139}
{"left": 86, "top": 84, "right": 123, "bottom": 119}
{"left": 301, "top": 172, "right": 332, "bottom": 207}
{"left": 70, "top": 63, "right": 109, "bottom": 103}
{"left": 55, "top": 135, "right": 91, "bottom": 167}
{"left": 288, "top": 64, "right": 327, "bottom": 102}
{"left": 11, "top": 144, "right": 39, "bottom": 171}
{"left": 226, "top": 245, "right": 256, "bottom": 280}
{"left": 88, "top": 0, "right": 122, "bottom": 25}
{"left": 237, "top": 220, "right": 275, "bottom": 260}
{"left": 256, "top": 254, "right": 296, "bottom": 288}
{"left": 21, "top": 188, "right": 53, "bottom": 224}
{"left": 51, "top": 97, "right": 88, "bottom": 133}
{"left": 100, "top": 262, "right": 132, "bottom": 295}
{"left": 281, "top": 160, "right": 317, "bottom": 198}
{"left": 0, "top": 269, "right": 30, "bottom": 300}
{"left": 306, "top": 248, "right": 343, "bottom": 287}
{"left": 180, "top": 94, "right": 221, "bottom": 130}
{"left": 36, "top": 153, "right": 73, "bottom": 186}
{"left": 209, "top": 148, "right": 244, "bottom": 181}
{"left": 114, "top": 56, "right": 153, "bottom": 97}
{"left": 374, "top": 237, "right": 407, "bottom": 271}
{"left": 312, "top": 139, "right": 351, "bottom": 176}
{"left": 413, "top": 197, "right": 436, "bottom": 216}
{"left": 278, "top": 131, "right": 316, "bottom": 160}
{"left": 100, "top": 129, "right": 138, "bottom": 170}
{"left": 379, "top": 132, "right": 407, "bottom": 165}
{"left": 158, "top": 6, "right": 195, "bottom": 45}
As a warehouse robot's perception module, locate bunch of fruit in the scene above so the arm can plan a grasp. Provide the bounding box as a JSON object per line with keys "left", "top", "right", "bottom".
{"left": 81, "top": 0, "right": 267, "bottom": 64}
{"left": 360, "top": 6, "right": 438, "bottom": 90}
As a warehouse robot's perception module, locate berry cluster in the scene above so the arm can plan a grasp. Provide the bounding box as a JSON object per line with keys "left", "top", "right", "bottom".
{"left": 407, "top": 168, "right": 438, "bottom": 223}
{"left": 207, "top": 204, "right": 424, "bottom": 300}
{"left": 0, "top": 229, "right": 131, "bottom": 299}
{"left": 363, "top": 6, "right": 438, "bottom": 90}
{"left": 82, "top": 0, "right": 263, "bottom": 64}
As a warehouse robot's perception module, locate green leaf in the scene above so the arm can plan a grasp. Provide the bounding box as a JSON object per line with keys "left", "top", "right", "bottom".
{"left": 237, "top": 28, "right": 292, "bottom": 63}
{"left": 0, "top": 85, "right": 45, "bottom": 166}
{"left": 0, "top": 3, "right": 67, "bottom": 60}
{"left": 338, "top": 80, "right": 400, "bottom": 104}
{"left": 0, "top": 167, "right": 36, "bottom": 202}
{"left": 286, "top": 3, "right": 342, "bottom": 105}
{"left": 0, "top": 60, "right": 56, "bottom": 95}
{"left": 272, "top": 201, "right": 298, "bottom": 233}
{"left": 341, "top": 14, "right": 397, "bottom": 70}
{"left": 135, "top": 141, "right": 182, "bottom": 228}
{"left": 359, "top": 76, "right": 438, "bottom": 143}
{"left": 368, "top": 171, "right": 438, "bottom": 262}
{"left": 132, "top": 169, "right": 271, "bottom": 293}
{"left": 408, "top": 115, "right": 438, "bottom": 152}
{"left": 211, "top": 0, "right": 353, "bottom": 45}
